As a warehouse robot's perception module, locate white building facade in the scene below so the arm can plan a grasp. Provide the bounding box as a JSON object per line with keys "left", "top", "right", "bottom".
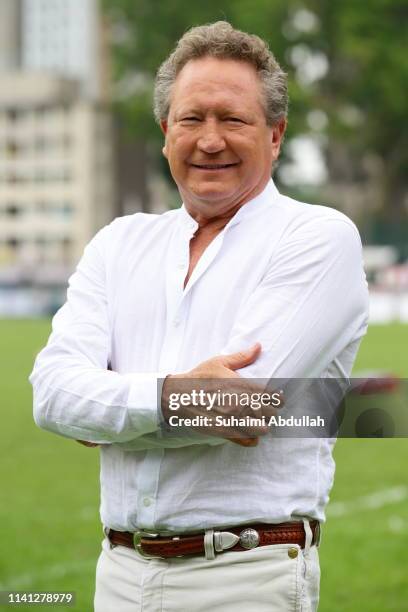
{"left": 21, "top": 0, "right": 105, "bottom": 100}
{"left": 0, "top": 74, "right": 115, "bottom": 285}
{"left": 0, "top": 1, "right": 116, "bottom": 314}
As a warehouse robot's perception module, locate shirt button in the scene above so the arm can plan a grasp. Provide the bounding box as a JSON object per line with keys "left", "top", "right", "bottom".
{"left": 174, "top": 318, "right": 181, "bottom": 327}
{"left": 143, "top": 497, "right": 152, "bottom": 507}
{"left": 178, "top": 262, "right": 185, "bottom": 269}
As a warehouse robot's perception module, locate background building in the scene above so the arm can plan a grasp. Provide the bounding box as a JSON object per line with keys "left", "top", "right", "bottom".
{"left": 0, "top": 0, "right": 116, "bottom": 314}
{"left": 21, "top": 0, "right": 110, "bottom": 101}
{"left": 0, "top": 0, "right": 21, "bottom": 71}
{"left": 0, "top": 74, "right": 115, "bottom": 278}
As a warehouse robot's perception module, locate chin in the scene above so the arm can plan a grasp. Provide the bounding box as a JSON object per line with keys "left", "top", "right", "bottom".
{"left": 191, "top": 184, "right": 235, "bottom": 203}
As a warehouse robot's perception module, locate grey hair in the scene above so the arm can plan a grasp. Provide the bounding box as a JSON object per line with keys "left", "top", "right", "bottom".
{"left": 153, "top": 21, "right": 288, "bottom": 126}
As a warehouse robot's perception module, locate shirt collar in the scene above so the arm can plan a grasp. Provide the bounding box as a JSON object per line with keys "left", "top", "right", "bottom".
{"left": 177, "top": 179, "right": 279, "bottom": 232}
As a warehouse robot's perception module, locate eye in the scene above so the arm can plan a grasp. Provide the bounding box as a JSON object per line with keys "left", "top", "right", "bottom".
{"left": 225, "top": 117, "right": 245, "bottom": 124}
{"left": 180, "top": 116, "right": 200, "bottom": 124}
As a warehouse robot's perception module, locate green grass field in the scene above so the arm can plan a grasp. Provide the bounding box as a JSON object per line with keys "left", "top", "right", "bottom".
{"left": 0, "top": 320, "right": 407, "bottom": 611}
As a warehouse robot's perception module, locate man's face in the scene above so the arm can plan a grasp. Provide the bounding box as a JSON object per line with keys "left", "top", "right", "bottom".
{"left": 161, "top": 56, "right": 286, "bottom": 222}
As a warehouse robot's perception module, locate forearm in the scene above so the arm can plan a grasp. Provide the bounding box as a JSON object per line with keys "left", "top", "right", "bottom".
{"left": 112, "top": 375, "right": 227, "bottom": 450}
{"left": 30, "top": 353, "right": 162, "bottom": 443}
{"left": 31, "top": 346, "right": 227, "bottom": 448}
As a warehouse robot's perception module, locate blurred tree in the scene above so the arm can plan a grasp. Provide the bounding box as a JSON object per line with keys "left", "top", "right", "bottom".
{"left": 102, "top": 0, "right": 292, "bottom": 142}
{"left": 301, "top": 0, "right": 408, "bottom": 234}
{"left": 103, "top": 0, "right": 407, "bottom": 243}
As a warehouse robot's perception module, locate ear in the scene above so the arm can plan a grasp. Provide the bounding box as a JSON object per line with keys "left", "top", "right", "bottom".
{"left": 160, "top": 120, "right": 168, "bottom": 158}
{"left": 271, "top": 118, "right": 287, "bottom": 158}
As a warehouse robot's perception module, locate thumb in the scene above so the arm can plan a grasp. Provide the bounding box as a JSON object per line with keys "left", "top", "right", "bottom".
{"left": 220, "top": 343, "right": 261, "bottom": 371}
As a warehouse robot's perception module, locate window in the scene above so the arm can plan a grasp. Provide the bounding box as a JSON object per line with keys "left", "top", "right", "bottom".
{"left": 5, "top": 204, "right": 20, "bottom": 217}
{"left": 7, "top": 237, "right": 20, "bottom": 250}
{"left": 7, "top": 109, "right": 22, "bottom": 122}
{"left": 6, "top": 140, "right": 19, "bottom": 157}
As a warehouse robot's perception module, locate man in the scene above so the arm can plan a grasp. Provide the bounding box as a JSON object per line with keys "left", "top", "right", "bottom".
{"left": 30, "top": 21, "right": 369, "bottom": 611}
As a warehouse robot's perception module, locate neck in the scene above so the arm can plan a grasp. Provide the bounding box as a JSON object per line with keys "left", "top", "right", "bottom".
{"left": 182, "top": 178, "right": 271, "bottom": 229}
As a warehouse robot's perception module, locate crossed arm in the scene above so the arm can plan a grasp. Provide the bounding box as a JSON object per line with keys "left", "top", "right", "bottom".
{"left": 30, "top": 218, "right": 368, "bottom": 450}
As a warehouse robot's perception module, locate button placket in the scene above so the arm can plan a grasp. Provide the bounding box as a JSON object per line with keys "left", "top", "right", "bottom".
{"left": 136, "top": 448, "right": 164, "bottom": 527}
{"left": 159, "top": 295, "right": 189, "bottom": 371}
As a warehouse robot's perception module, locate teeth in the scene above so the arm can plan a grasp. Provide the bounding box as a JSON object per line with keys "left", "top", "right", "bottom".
{"left": 196, "top": 164, "right": 231, "bottom": 169}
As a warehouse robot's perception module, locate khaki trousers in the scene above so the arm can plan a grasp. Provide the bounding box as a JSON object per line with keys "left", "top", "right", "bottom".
{"left": 94, "top": 535, "right": 320, "bottom": 612}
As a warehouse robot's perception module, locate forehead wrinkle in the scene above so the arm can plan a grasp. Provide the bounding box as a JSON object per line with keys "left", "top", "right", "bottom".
{"left": 174, "top": 71, "right": 260, "bottom": 100}
{"left": 174, "top": 95, "right": 247, "bottom": 116}
{"left": 170, "top": 81, "right": 263, "bottom": 119}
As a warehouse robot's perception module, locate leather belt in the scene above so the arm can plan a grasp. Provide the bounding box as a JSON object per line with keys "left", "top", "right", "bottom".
{"left": 107, "top": 520, "right": 320, "bottom": 559}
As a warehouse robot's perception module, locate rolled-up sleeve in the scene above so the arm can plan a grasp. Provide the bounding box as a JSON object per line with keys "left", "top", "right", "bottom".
{"left": 29, "top": 227, "right": 163, "bottom": 444}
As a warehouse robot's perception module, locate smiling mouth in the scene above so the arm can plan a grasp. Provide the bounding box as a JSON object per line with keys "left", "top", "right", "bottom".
{"left": 191, "top": 163, "right": 238, "bottom": 170}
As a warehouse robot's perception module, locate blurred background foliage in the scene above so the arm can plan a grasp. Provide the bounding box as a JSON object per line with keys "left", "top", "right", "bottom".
{"left": 102, "top": 0, "right": 407, "bottom": 252}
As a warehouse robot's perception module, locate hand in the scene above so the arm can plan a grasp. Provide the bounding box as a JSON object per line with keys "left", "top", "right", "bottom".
{"left": 162, "top": 343, "right": 282, "bottom": 447}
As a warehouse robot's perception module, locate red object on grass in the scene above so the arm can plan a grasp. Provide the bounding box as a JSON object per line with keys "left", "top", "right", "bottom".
{"left": 350, "top": 373, "right": 401, "bottom": 395}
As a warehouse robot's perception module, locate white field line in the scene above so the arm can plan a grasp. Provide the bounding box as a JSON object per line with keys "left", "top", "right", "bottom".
{"left": 327, "top": 485, "right": 408, "bottom": 517}
{"left": 2, "top": 486, "right": 407, "bottom": 589}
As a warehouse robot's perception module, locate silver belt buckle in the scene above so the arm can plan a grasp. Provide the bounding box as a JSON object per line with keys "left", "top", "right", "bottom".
{"left": 204, "top": 529, "right": 241, "bottom": 560}
{"left": 133, "top": 530, "right": 163, "bottom": 559}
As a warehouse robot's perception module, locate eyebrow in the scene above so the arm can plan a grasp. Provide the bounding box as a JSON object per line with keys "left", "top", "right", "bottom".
{"left": 174, "top": 106, "right": 256, "bottom": 120}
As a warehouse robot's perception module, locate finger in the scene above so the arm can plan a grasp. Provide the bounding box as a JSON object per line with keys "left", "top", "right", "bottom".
{"left": 220, "top": 343, "right": 262, "bottom": 371}
{"left": 227, "top": 437, "right": 259, "bottom": 447}
{"left": 76, "top": 440, "right": 100, "bottom": 448}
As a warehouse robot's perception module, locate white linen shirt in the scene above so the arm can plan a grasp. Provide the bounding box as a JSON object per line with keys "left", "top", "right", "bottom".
{"left": 30, "top": 180, "right": 369, "bottom": 532}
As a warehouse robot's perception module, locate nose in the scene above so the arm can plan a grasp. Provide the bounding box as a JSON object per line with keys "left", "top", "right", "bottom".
{"left": 197, "top": 120, "right": 226, "bottom": 154}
